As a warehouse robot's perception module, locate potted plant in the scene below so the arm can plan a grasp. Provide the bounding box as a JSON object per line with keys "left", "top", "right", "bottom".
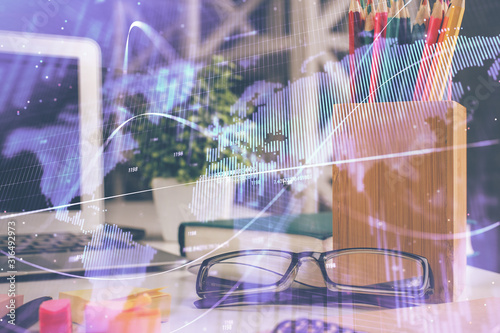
{"left": 124, "top": 56, "right": 252, "bottom": 241}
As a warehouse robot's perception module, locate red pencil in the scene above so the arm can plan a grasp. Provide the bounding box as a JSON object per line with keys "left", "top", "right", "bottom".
{"left": 368, "top": 0, "right": 388, "bottom": 102}
{"left": 421, "top": 0, "right": 449, "bottom": 101}
{"left": 413, "top": 0, "right": 444, "bottom": 101}
{"left": 428, "top": 0, "right": 445, "bottom": 43}
{"left": 374, "top": 0, "right": 389, "bottom": 38}
{"left": 349, "top": 0, "right": 364, "bottom": 103}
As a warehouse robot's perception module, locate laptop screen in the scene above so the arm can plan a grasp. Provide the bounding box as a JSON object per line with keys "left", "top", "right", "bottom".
{"left": 0, "top": 52, "right": 81, "bottom": 213}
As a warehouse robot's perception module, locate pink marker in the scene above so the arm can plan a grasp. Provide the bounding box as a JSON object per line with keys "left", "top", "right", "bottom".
{"left": 39, "top": 299, "right": 72, "bottom": 333}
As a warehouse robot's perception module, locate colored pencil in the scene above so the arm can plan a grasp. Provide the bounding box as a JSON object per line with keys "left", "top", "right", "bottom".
{"left": 362, "top": 0, "right": 375, "bottom": 46}
{"left": 386, "top": 0, "right": 400, "bottom": 39}
{"left": 438, "top": 0, "right": 450, "bottom": 44}
{"left": 409, "top": 0, "right": 431, "bottom": 101}
{"left": 413, "top": 0, "right": 444, "bottom": 100}
{"left": 357, "top": 0, "right": 375, "bottom": 102}
{"left": 390, "top": 0, "right": 409, "bottom": 100}
{"left": 433, "top": 0, "right": 450, "bottom": 103}
{"left": 433, "top": 1, "right": 450, "bottom": 103}
{"left": 398, "top": 0, "right": 412, "bottom": 44}
{"left": 377, "top": 0, "right": 399, "bottom": 102}
{"left": 349, "top": 0, "right": 364, "bottom": 103}
{"left": 375, "top": 0, "right": 389, "bottom": 39}
{"left": 412, "top": 0, "right": 431, "bottom": 42}
{"left": 443, "top": 0, "right": 449, "bottom": 16}
{"left": 359, "top": 0, "right": 367, "bottom": 31}
{"left": 386, "top": 0, "right": 402, "bottom": 102}
{"left": 427, "top": 0, "right": 445, "bottom": 44}
{"left": 368, "top": 0, "right": 389, "bottom": 102}
{"left": 348, "top": 0, "right": 463, "bottom": 103}
{"left": 423, "top": 0, "right": 465, "bottom": 101}
{"left": 440, "top": 0, "right": 453, "bottom": 101}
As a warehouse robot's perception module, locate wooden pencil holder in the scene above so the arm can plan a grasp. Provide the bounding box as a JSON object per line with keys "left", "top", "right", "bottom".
{"left": 331, "top": 101, "right": 467, "bottom": 303}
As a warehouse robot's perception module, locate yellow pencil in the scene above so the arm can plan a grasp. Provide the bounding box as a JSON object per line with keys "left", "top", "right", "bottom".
{"left": 422, "top": 0, "right": 465, "bottom": 101}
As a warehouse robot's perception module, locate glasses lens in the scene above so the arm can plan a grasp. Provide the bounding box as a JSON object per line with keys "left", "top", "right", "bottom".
{"left": 204, "top": 252, "right": 293, "bottom": 294}
{"left": 325, "top": 251, "right": 424, "bottom": 293}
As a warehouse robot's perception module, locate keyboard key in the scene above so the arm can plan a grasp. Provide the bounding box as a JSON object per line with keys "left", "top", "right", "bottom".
{"left": 10, "top": 232, "right": 140, "bottom": 255}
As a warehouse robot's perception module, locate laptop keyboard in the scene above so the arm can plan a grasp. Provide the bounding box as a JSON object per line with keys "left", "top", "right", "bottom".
{"left": 0, "top": 232, "right": 135, "bottom": 255}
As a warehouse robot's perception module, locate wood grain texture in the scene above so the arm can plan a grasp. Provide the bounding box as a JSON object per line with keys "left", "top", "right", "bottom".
{"left": 331, "top": 101, "right": 467, "bottom": 303}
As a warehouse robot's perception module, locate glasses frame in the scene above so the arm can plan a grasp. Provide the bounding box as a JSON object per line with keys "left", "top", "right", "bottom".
{"left": 195, "top": 248, "right": 434, "bottom": 299}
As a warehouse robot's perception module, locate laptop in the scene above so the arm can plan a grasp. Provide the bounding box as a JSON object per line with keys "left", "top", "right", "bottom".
{"left": 0, "top": 31, "right": 185, "bottom": 279}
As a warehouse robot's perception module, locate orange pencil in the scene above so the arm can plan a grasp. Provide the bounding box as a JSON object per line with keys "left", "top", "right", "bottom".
{"left": 439, "top": 0, "right": 450, "bottom": 44}
{"left": 413, "top": 0, "right": 444, "bottom": 100}
{"left": 443, "top": 0, "right": 450, "bottom": 15}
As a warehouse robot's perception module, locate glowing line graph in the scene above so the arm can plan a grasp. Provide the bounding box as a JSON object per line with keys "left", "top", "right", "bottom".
{"left": 2, "top": 40, "right": 499, "bottom": 234}
{"left": 0, "top": 48, "right": 497, "bottom": 333}
{"left": 105, "top": 112, "right": 215, "bottom": 142}
{"left": 4, "top": 6, "right": 495, "bottom": 226}
{"left": 2, "top": 138, "right": 498, "bottom": 222}
{"left": 117, "top": 15, "right": 498, "bottom": 204}
{"left": 3, "top": 134, "right": 497, "bottom": 284}
{"left": 174, "top": 22, "right": 500, "bottom": 299}
{"left": 105, "top": 6, "right": 500, "bottom": 330}
{"left": 4, "top": 130, "right": 495, "bottom": 281}
{"left": 117, "top": 18, "right": 500, "bottom": 245}
{"left": 3, "top": 13, "right": 500, "bottom": 292}
{"left": 123, "top": 21, "right": 179, "bottom": 74}
{"left": 91, "top": 35, "right": 442, "bottom": 226}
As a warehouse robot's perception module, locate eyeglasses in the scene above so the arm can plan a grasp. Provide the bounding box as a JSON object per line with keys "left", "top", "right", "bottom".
{"left": 193, "top": 248, "right": 434, "bottom": 301}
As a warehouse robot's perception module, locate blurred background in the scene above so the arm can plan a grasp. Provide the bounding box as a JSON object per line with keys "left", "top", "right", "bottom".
{"left": 0, "top": 0, "right": 498, "bottom": 271}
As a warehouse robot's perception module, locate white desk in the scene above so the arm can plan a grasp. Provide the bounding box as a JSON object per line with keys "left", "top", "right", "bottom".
{"left": 15, "top": 237, "right": 500, "bottom": 332}
{"left": 10, "top": 201, "right": 500, "bottom": 331}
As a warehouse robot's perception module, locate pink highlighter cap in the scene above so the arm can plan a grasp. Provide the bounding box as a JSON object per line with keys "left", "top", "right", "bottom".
{"left": 39, "top": 299, "right": 72, "bottom": 333}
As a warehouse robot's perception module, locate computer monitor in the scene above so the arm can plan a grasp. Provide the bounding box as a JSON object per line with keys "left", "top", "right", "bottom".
{"left": 0, "top": 31, "right": 104, "bottom": 233}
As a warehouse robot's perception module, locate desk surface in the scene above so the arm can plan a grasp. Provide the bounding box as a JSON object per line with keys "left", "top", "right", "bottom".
{"left": 14, "top": 238, "right": 500, "bottom": 333}
{"left": 9, "top": 201, "right": 500, "bottom": 332}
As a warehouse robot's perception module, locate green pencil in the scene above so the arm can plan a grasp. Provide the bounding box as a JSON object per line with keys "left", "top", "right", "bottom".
{"left": 398, "top": 0, "right": 412, "bottom": 44}
{"left": 412, "top": 0, "right": 431, "bottom": 42}
{"left": 379, "top": 0, "right": 400, "bottom": 102}
{"left": 386, "top": 0, "right": 400, "bottom": 39}
{"left": 362, "top": 0, "right": 375, "bottom": 46}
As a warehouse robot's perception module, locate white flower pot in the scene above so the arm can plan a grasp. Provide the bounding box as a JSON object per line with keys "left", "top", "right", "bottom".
{"left": 151, "top": 177, "right": 196, "bottom": 242}
{"left": 152, "top": 177, "right": 237, "bottom": 241}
